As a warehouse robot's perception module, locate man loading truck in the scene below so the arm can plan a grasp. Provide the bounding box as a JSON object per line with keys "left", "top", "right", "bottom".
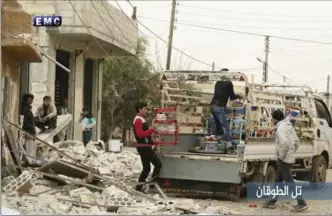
{"left": 157, "top": 70, "right": 332, "bottom": 203}
{"left": 210, "top": 77, "right": 241, "bottom": 152}
{"left": 133, "top": 102, "right": 161, "bottom": 192}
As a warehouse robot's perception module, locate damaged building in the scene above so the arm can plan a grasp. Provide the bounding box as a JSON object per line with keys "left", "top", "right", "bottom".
{"left": 1, "top": 0, "right": 42, "bottom": 127}
{"left": 16, "top": 0, "right": 138, "bottom": 142}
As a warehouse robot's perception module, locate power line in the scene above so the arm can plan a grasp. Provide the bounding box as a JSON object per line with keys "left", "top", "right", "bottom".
{"left": 119, "top": 0, "right": 223, "bottom": 70}
{"left": 90, "top": 0, "right": 136, "bottom": 50}
{"left": 179, "top": 4, "right": 332, "bottom": 19}
{"left": 175, "top": 22, "right": 332, "bottom": 45}
{"left": 138, "top": 16, "right": 332, "bottom": 45}
{"left": 99, "top": 0, "right": 138, "bottom": 50}
{"left": 138, "top": 16, "right": 332, "bottom": 31}
{"left": 178, "top": 11, "right": 332, "bottom": 24}
{"left": 267, "top": 65, "right": 290, "bottom": 81}
{"left": 123, "top": 1, "right": 300, "bottom": 73}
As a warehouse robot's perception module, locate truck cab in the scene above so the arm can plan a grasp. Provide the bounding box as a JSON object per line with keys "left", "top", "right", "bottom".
{"left": 156, "top": 70, "right": 332, "bottom": 200}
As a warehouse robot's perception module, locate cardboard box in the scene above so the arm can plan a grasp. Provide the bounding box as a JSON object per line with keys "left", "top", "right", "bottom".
{"left": 179, "top": 126, "right": 194, "bottom": 133}
{"left": 187, "top": 116, "right": 202, "bottom": 125}
{"left": 179, "top": 115, "right": 188, "bottom": 124}
{"left": 196, "top": 106, "right": 203, "bottom": 114}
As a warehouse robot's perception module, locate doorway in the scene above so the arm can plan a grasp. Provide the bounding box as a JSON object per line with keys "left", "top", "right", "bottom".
{"left": 19, "top": 63, "right": 30, "bottom": 116}
{"left": 84, "top": 59, "right": 94, "bottom": 112}
{"left": 55, "top": 50, "right": 70, "bottom": 112}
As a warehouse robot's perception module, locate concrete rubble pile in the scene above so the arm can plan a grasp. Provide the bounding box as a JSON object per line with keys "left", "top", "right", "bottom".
{"left": 1, "top": 140, "right": 241, "bottom": 215}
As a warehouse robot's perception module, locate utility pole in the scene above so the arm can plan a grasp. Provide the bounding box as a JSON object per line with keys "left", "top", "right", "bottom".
{"left": 326, "top": 75, "right": 330, "bottom": 109}
{"left": 212, "top": 62, "right": 215, "bottom": 71}
{"left": 283, "top": 76, "right": 286, "bottom": 83}
{"left": 165, "top": 0, "right": 177, "bottom": 70}
{"left": 262, "top": 36, "right": 270, "bottom": 83}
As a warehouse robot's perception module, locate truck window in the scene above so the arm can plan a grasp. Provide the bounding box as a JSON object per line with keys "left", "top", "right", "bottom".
{"left": 314, "top": 99, "right": 332, "bottom": 127}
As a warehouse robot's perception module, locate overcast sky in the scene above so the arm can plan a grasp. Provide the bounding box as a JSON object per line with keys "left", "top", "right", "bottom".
{"left": 110, "top": 1, "right": 332, "bottom": 92}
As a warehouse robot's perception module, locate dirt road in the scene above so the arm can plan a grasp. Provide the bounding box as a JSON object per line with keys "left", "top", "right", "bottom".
{"left": 195, "top": 170, "right": 332, "bottom": 215}
{"left": 123, "top": 147, "right": 331, "bottom": 214}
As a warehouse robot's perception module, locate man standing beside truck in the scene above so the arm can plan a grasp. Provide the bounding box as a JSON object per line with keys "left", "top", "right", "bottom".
{"left": 133, "top": 102, "right": 161, "bottom": 192}
{"left": 210, "top": 77, "right": 241, "bottom": 151}
{"left": 263, "top": 110, "right": 308, "bottom": 212}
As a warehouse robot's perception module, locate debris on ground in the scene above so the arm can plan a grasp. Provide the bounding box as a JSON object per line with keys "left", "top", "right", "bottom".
{"left": 1, "top": 140, "right": 242, "bottom": 215}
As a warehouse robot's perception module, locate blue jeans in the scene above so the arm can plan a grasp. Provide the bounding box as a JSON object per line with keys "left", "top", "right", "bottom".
{"left": 212, "top": 106, "right": 231, "bottom": 142}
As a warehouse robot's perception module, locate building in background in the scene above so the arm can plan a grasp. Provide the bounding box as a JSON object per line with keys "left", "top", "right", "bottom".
{"left": 17, "top": 0, "right": 138, "bottom": 141}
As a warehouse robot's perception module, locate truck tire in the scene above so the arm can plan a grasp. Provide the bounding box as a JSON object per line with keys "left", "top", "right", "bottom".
{"left": 264, "top": 165, "right": 276, "bottom": 183}
{"left": 248, "top": 165, "right": 276, "bottom": 184}
{"left": 310, "top": 155, "right": 327, "bottom": 189}
{"left": 244, "top": 165, "right": 276, "bottom": 197}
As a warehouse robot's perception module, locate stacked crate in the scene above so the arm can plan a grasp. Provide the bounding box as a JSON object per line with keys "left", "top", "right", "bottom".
{"left": 178, "top": 106, "right": 205, "bottom": 134}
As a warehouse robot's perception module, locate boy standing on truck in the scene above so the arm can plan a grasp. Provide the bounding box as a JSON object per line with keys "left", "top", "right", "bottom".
{"left": 263, "top": 110, "right": 308, "bottom": 212}
{"left": 210, "top": 77, "right": 241, "bottom": 151}
{"left": 133, "top": 102, "right": 161, "bottom": 192}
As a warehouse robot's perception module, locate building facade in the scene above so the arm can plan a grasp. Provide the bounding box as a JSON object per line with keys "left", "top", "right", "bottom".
{"left": 1, "top": 0, "right": 42, "bottom": 125}
{"left": 17, "top": 0, "right": 138, "bottom": 141}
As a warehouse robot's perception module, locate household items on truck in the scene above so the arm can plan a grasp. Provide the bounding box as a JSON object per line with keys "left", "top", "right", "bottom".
{"left": 153, "top": 107, "right": 179, "bottom": 146}
{"left": 247, "top": 86, "right": 315, "bottom": 140}
{"left": 190, "top": 100, "right": 246, "bottom": 155}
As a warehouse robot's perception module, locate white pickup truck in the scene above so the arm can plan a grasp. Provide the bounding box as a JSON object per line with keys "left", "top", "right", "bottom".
{"left": 157, "top": 70, "right": 332, "bottom": 200}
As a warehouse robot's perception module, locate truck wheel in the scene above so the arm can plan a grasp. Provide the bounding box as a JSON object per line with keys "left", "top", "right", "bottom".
{"left": 248, "top": 165, "right": 276, "bottom": 184}
{"left": 264, "top": 165, "right": 276, "bottom": 183}
{"left": 310, "top": 155, "right": 327, "bottom": 189}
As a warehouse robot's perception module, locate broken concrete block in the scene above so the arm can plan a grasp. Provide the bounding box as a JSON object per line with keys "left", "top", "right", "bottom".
{"left": 89, "top": 206, "right": 101, "bottom": 214}
{"left": 3, "top": 171, "right": 34, "bottom": 194}
{"left": 53, "top": 202, "right": 73, "bottom": 214}
{"left": 101, "top": 185, "right": 129, "bottom": 198}
{"left": 1, "top": 176, "right": 15, "bottom": 189}
{"left": 69, "top": 187, "right": 92, "bottom": 198}
{"left": 97, "top": 167, "right": 111, "bottom": 175}
{"left": 29, "top": 185, "right": 52, "bottom": 195}
{"left": 68, "top": 206, "right": 89, "bottom": 214}
{"left": 1, "top": 207, "right": 20, "bottom": 215}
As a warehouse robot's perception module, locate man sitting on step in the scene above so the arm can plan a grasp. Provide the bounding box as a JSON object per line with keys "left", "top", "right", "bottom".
{"left": 34, "top": 96, "right": 57, "bottom": 133}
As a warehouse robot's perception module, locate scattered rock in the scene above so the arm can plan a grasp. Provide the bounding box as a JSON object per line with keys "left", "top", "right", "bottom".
{"left": 1, "top": 141, "right": 243, "bottom": 215}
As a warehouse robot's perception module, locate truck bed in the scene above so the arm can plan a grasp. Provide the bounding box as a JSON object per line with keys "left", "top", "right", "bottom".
{"left": 160, "top": 151, "right": 243, "bottom": 184}
{"left": 162, "top": 151, "right": 240, "bottom": 162}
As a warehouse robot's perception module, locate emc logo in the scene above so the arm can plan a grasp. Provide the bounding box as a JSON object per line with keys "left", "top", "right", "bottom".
{"left": 33, "top": 16, "right": 62, "bottom": 27}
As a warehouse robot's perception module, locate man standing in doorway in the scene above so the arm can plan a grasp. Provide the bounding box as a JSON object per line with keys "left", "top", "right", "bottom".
{"left": 34, "top": 96, "right": 57, "bottom": 132}
{"left": 21, "top": 94, "right": 38, "bottom": 164}
{"left": 210, "top": 77, "right": 241, "bottom": 151}
{"left": 133, "top": 102, "right": 161, "bottom": 192}
{"left": 263, "top": 110, "right": 308, "bottom": 212}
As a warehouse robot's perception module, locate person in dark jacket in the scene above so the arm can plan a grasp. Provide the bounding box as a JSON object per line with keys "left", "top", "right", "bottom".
{"left": 133, "top": 102, "right": 160, "bottom": 192}
{"left": 21, "top": 93, "right": 38, "bottom": 164}
{"left": 210, "top": 77, "right": 241, "bottom": 151}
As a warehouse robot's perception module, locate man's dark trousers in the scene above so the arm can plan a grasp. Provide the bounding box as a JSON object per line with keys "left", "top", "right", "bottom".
{"left": 136, "top": 146, "right": 162, "bottom": 191}
{"left": 269, "top": 162, "right": 306, "bottom": 205}
{"left": 35, "top": 116, "right": 57, "bottom": 130}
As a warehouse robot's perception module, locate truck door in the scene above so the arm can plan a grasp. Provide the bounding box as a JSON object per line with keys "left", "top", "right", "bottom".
{"left": 314, "top": 99, "right": 332, "bottom": 167}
